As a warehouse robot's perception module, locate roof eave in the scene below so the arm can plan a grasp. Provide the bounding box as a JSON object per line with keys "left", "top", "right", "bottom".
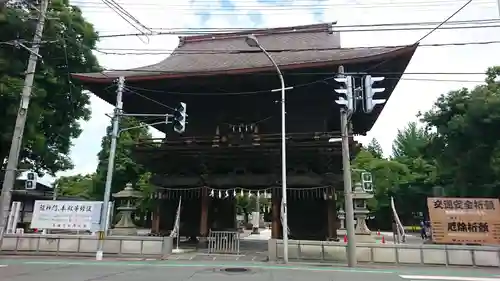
{"left": 71, "top": 44, "right": 418, "bottom": 84}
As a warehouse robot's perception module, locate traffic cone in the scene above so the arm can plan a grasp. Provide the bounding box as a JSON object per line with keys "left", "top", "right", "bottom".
{"left": 377, "top": 230, "right": 381, "bottom": 236}
{"left": 344, "top": 235, "right": 347, "bottom": 243}
{"left": 381, "top": 236, "right": 386, "bottom": 244}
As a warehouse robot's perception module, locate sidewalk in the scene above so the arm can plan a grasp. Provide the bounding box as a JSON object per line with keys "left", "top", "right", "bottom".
{"left": 242, "top": 228, "right": 271, "bottom": 241}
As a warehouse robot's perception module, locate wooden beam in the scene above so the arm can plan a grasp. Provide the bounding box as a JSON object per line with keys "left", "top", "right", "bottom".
{"left": 151, "top": 173, "right": 343, "bottom": 188}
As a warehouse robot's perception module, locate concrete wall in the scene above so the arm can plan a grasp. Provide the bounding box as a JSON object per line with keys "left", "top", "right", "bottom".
{"left": 268, "top": 239, "right": 500, "bottom": 267}
{"left": 1, "top": 234, "right": 173, "bottom": 258}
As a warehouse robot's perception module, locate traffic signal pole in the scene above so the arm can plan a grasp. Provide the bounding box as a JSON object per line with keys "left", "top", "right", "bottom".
{"left": 337, "top": 65, "right": 357, "bottom": 267}
{"left": 0, "top": 0, "right": 49, "bottom": 246}
{"left": 96, "top": 77, "right": 125, "bottom": 261}
{"left": 95, "top": 79, "right": 186, "bottom": 260}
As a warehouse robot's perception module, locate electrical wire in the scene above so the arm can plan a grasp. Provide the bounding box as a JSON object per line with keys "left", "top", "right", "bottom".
{"left": 72, "top": 0, "right": 493, "bottom": 7}
{"left": 417, "top": 0, "right": 473, "bottom": 42}
{"left": 361, "top": 0, "right": 476, "bottom": 75}
{"left": 99, "top": 0, "right": 152, "bottom": 44}
{"left": 103, "top": 68, "right": 490, "bottom": 75}
{"left": 93, "top": 40, "right": 500, "bottom": 55}
{"left": 96, "top": 22, "right": 500, "bottom": 38}
{"left": 71, "top": 0, "right": 495, "bottom": 13}
{"left": 124, "top": 86, "right": 176, "bottom": 111}
{"left": 88, "top": 18, "right": 500, "bottom": 34}
{"left": 121, "top": 75, "right": 488, "bottom": 97}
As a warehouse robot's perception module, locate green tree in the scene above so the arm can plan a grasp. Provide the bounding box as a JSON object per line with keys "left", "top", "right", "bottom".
{"left": 0, "top": 0, "right": 100, "bottom": 176}
{"left": 54, "top": 173, "right": 95, "bottom": 198}
{"left": 391, "top": 122, "right": 437, "bottom": 215}
{"left": 92, "top": 117, "right": 153, "bottom": 199}
{"left": 421, "top": 66, "right": 500, "bottom": 197}
{"left": 136, "top": 172, "right": 156, "bottom": 213}
{"left": 366, "top": 138, "right": 384, "bottom": 158}
{"left": 352, "top": 149, "right": 411, "bottom": 229}
{"left": 236, "top": 194, "right": 269, "bottom": 224}
{"left": 392, "top": 122, "right": 431, "bottom": 159}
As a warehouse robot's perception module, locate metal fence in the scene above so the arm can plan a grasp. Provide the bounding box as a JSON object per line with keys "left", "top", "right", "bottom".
{"left": 208, "top": 230, "right": 240, "bottom": 254}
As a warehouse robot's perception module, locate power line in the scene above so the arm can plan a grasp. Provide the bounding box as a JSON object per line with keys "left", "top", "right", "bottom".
{"left": 99, "top": 0, "right": 152, "bottom": 44}
{"left": 417, "top": 0, "right": 473, "bottom": 42}
{"left": 97, "top": 23, "right": 500, "bottom": 38}
{"left": 156, "top": 18, "right": 500, "bottom": 29}
{"left": 117, "top": 74, "right": 487, "bottom": 97}
{"left": 90, "top": 18, "right": 500, "bottom": 34}
{"left": 361, "top": 0, "right": 477, "bottom": 75}
{"left": 72, "top": 0, "right": 495, "bottom": 13}
{"left": 102, "top": 69, "right": 489, "bottom": 75}
{"left": 72, "top": 0, "right": 492, "bottom": 6}
{"left": 93, "top": 40, "right": 500, "bottom": 55}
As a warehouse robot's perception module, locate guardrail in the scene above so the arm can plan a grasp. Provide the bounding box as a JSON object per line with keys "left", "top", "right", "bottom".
{"left": 208, "top": 230, "right": 240, "bottom": 254}
{"left": 0, "top": 234, "right": 173, "bottom": 258}
{"left": 268, "top": 239, "right": 500, "bottom": 267}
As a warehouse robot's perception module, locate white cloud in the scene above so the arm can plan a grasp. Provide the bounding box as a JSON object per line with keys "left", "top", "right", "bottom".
{"left": 48, "top": 0, "right": 500, "bottom": 181}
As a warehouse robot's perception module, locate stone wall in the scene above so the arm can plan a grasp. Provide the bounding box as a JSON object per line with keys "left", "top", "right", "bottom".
{"left": 268, "top": 239, "right": 500, "bottom": 267}
{"left": 1, "top": 234, "right": 173, "bottom": 258}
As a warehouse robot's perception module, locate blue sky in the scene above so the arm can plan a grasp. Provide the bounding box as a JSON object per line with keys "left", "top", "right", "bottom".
{"left": 31, "top": 0, "right": 500, "bottom": 185}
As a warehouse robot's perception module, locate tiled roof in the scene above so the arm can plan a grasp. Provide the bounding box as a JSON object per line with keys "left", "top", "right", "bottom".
{"left": 72, "top": 23, "right": 417, "bottom": 82}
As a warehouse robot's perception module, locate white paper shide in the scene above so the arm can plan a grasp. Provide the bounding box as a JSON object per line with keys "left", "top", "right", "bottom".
{"left": 31, "top": 200, "right": 103, "bottom": 230}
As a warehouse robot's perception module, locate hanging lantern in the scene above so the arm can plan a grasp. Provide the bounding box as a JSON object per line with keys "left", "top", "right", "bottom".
{"left": 225, "top": 190, "right": 229, "bottom": 198}
{"left": 210, "top": 189, "right": 214, "bottom": 197}
{"left": 233, "top": 190, "right": 237, "bottom": 197}
{"left": 218, "top": 190, "right": 222, "bottom": 198}
{"left": 240, "top": 189, "right": 244, "bottom": 197}
{"left": 257, "top": 191, "right": 260, "bottom": 198}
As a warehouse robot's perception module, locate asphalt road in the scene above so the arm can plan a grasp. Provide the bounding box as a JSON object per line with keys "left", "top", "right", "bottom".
{"left": 0, "top": 257, "right": 499, "bottom": 281}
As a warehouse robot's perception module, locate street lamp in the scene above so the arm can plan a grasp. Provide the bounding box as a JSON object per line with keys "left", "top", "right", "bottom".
{"left": 245, "top": 34, "right": 289, "bottom": 263}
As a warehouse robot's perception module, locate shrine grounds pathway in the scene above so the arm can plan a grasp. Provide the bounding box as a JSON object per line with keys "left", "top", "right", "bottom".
{"left": 1, "top": 257, "right": 500, "bottom": 281}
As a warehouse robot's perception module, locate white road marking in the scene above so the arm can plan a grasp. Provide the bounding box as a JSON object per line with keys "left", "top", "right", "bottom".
{"left": 0, "top": 265, "right": 7, "bottom": 267}
{"left": 400, "top": 275, "right": 500, "bottom": 281}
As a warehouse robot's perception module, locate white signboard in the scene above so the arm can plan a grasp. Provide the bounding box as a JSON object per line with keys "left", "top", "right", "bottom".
{"left": 31, "top": 200, "right": 103, "bottom": 230}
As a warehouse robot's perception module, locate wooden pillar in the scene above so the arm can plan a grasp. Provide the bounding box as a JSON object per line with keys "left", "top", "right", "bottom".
{"left": 327, "top": 187, "right": 338, "bottom": 240}
{"left": 200, "top": 187, "right": 209, "bottom": 241}
{"left": 152, "top": 202, "right": 160, "bottom": 234}
{"left": 271, "top": 194, "right": 282, "bottom": 239}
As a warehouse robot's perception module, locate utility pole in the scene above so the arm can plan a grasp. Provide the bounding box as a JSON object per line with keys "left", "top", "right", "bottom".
{"left": 52, "top": 184, "right": 58, "bottom": 201}
{"left": 0, "top": 0, "right": 49, "bottom": 243}
{"left": 497, "top": 0, "right": 500, "bottom": 18}
{"left": 337, "top": 65, "right": 357, "bottom": 267}
{"left": 96, "top": 76, "right": 125, "bottom": 261}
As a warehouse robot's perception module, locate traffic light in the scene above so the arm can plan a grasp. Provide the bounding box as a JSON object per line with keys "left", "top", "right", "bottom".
{"left": 363, "top": 75, "right": 386, "bottom": 113}
{"left": 361, "top": 171, "right": 373, "bottom": 192}
{"left": 172, "top": 102, "right": 187, "bottom": 134}
{"left": 334, "top": 75, "right": 355, "bottom": 113}
{"left": 25, "top": 172, "right": 37, "bottom": 190}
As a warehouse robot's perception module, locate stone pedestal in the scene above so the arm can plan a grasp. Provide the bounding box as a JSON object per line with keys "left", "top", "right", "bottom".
{"left": 352, "top": 182, "right": 376, "bottom": 243}
{"left": 112, "top": 209, "right": 138, "bottom": 235}
{"left": 111, "top": 183, "right": 142, "bottom": 236}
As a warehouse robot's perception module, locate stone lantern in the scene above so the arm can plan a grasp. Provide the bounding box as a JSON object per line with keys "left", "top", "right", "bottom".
{"left": 337, "top": 208, "right": 346, "bottom": 230}
{"left": 352, "top": 182, "right": 375, "bottom": 242}
{"left": 112, "top": 183, "right": 142, "bottom": 235}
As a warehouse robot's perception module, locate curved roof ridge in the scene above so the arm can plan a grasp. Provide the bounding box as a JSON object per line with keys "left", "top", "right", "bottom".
{"left": 178, "top": 23, "right": 335, "bottom": 45}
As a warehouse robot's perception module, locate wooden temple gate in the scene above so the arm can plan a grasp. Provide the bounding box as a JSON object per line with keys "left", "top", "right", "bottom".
{"left": 148, "top": 185, "right": 341, "bottom": 241}
{"left": 135, "top": 130, "right": 356, "bottom": 241}
{"left": 71, "top": 23, "right": 417, "bottom": 243}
